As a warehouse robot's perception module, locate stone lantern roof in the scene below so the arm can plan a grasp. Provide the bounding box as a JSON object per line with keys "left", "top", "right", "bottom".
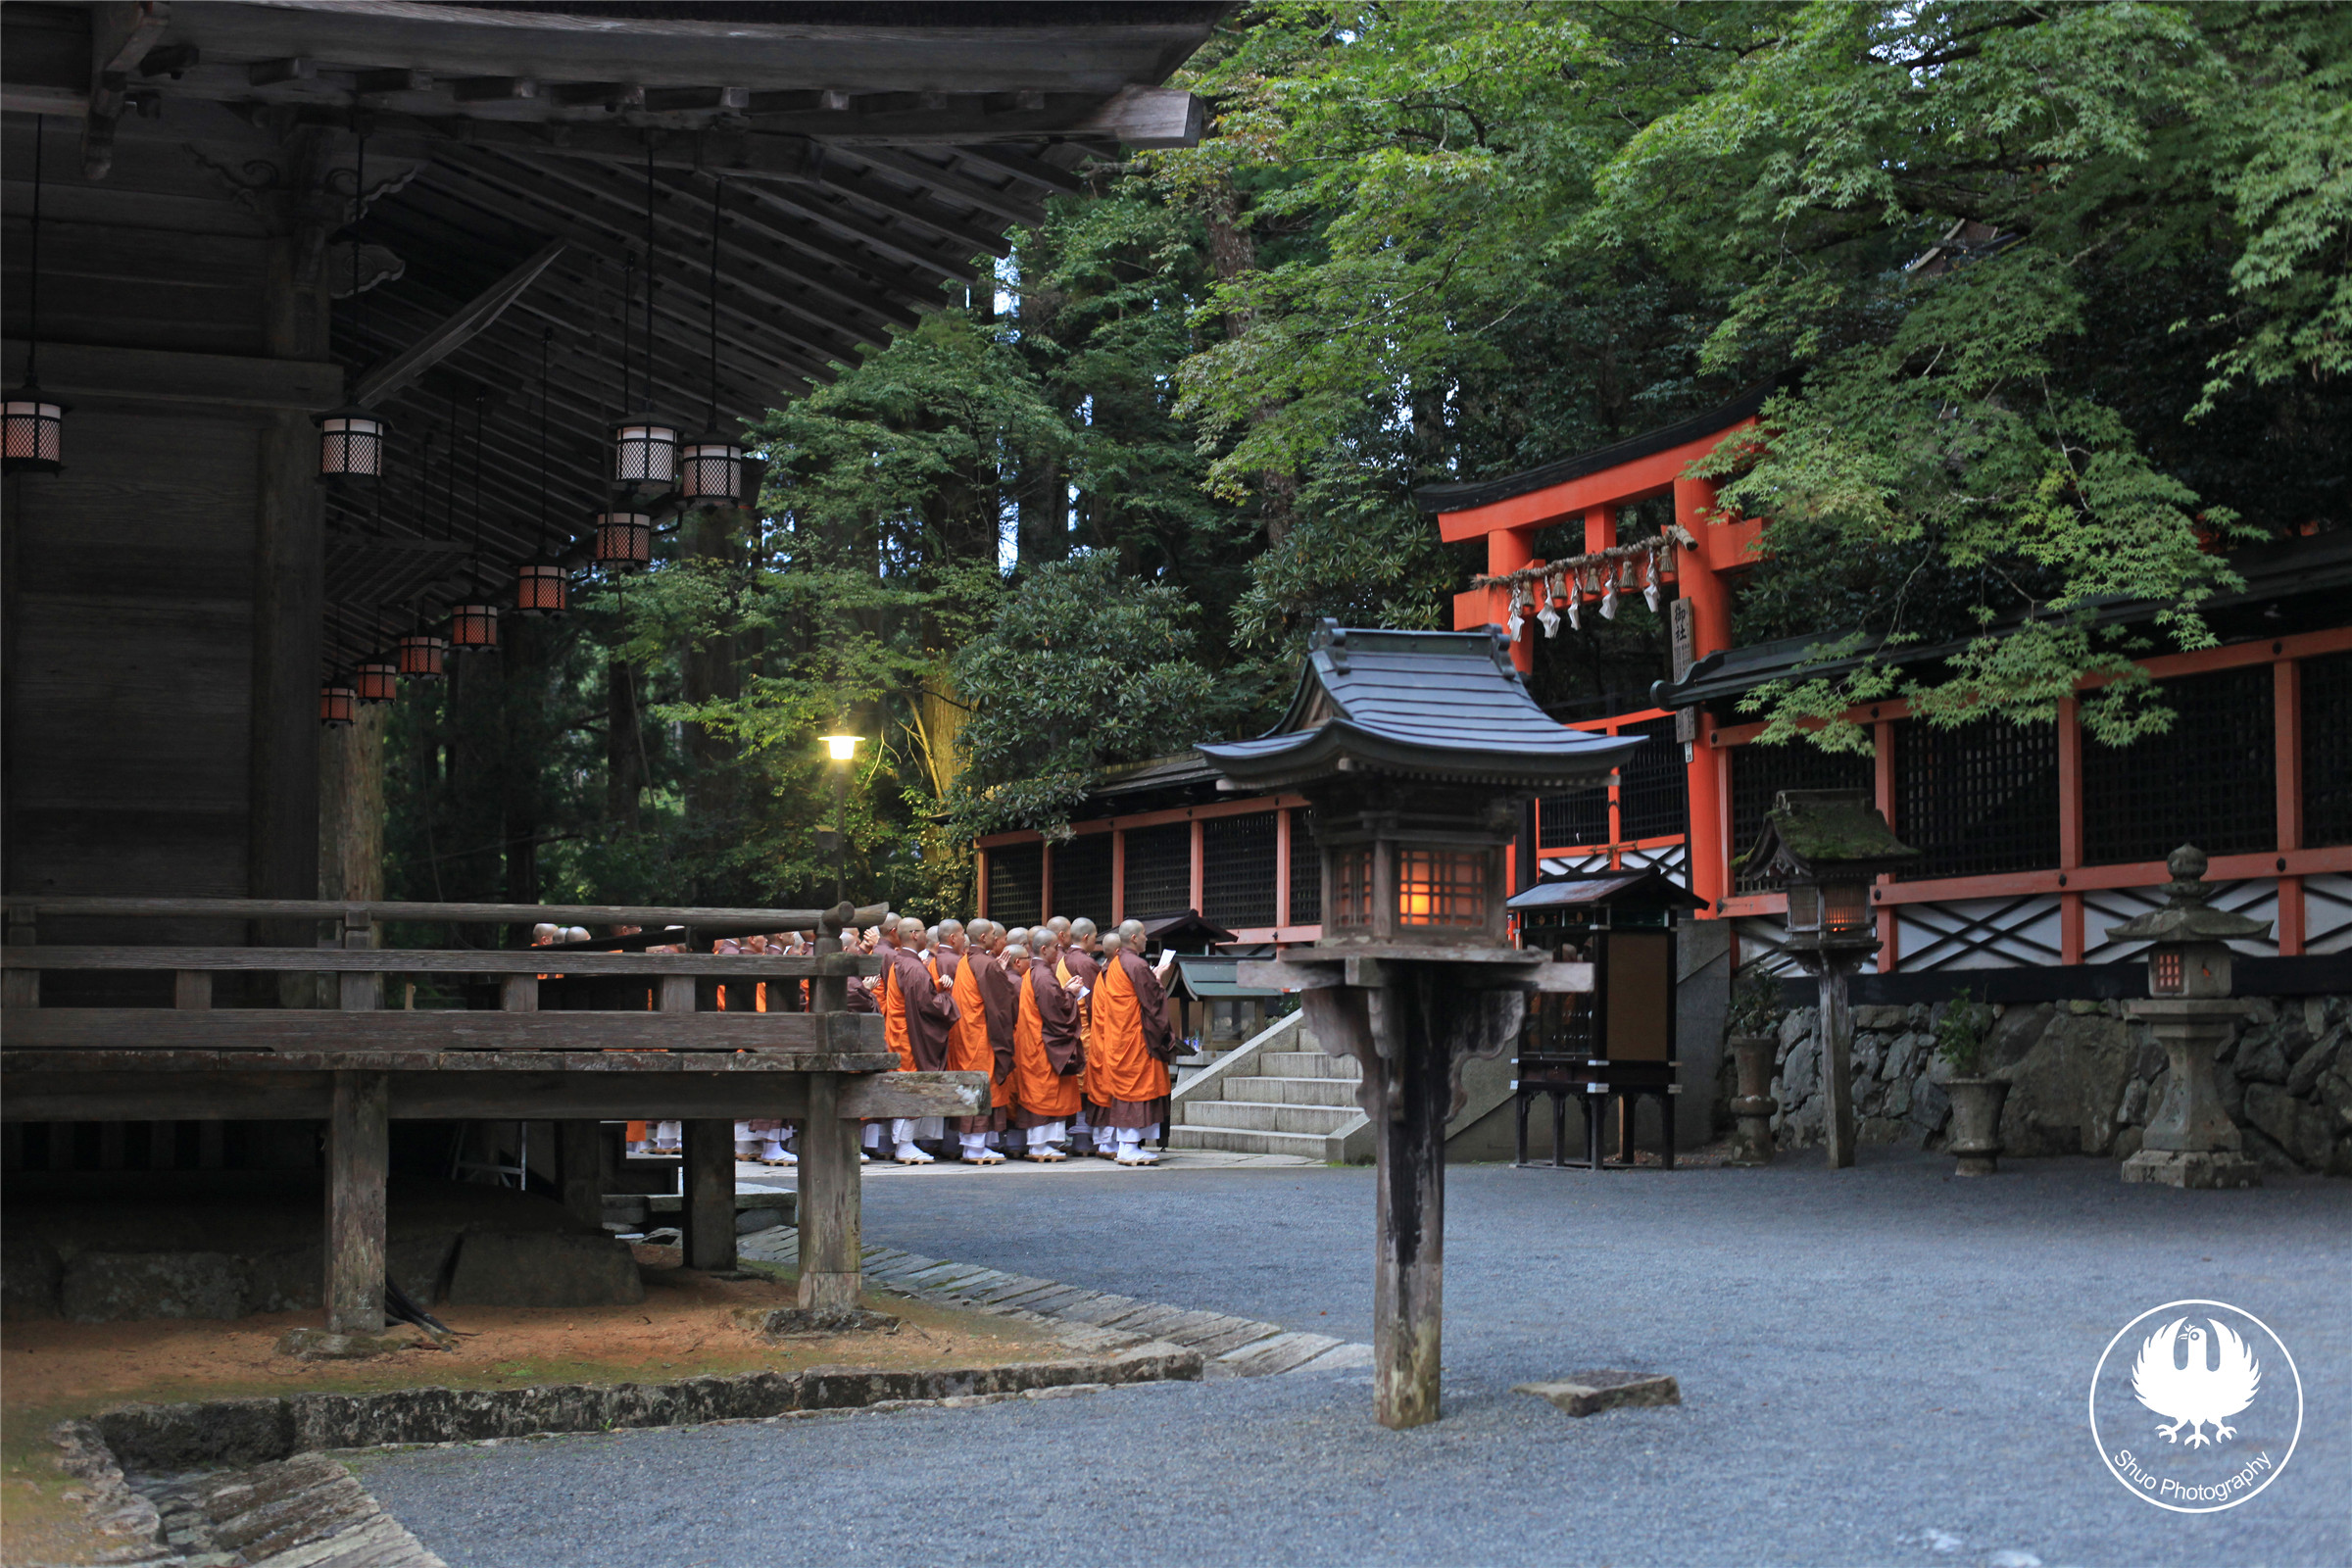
{"left": 2104, "top": 846, "right": 2273, "bottom": 945}
{"left": 1195, "top": 620, "right": 1642, "bottom": 793}
{"left": 1739, "top": 789, "right": 1920, "bottom": 883}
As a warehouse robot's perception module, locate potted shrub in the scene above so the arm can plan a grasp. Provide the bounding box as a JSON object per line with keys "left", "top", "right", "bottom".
{"left": 1936, "top": 988, "right": 2006, "bottom": 1175}
{"left": 1724, "top": 963, "right": 1783, "bottom": 1166}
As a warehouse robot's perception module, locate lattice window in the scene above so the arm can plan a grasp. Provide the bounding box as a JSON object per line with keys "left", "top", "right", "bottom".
{"left": 1121, "top": 821, "right": 1192, "bottom": 919}
{"left": 1730, "top": 742, "right": 1875, "bottom": 894}
{"left": 2083, "top": 665, "right": 2275, "bottom": 864}
{"left": 2303, "top": 649, "right": 2352, "bottom": 848}
{"left": 1397, "top": 848, "right": 1489, "bottom": 927}
{"left": 1289, "top": 810, "right": 1321, "bottom": 925}
{"left": 1539, "top": 789, "right": 1609, "bottom": 850}
{"left": 1202, "top": 811, "right": 1279, "bottom": 930}
{"left": 1051, "top": 834, "right": 1112, "bottom": 926}
{"left": 987, "top": 842, "right": 1043, "bottom": 929}
{"left": 1618, "top": 715, "right": 1688, "bottom": 842}
{"left": 1331, "top": 846, "right": 1374, "bottom": 927}
{"left": 1894, "top": 715, "right": 2059, "bottom": 880}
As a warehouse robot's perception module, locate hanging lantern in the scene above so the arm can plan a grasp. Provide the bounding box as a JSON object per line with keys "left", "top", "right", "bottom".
{"left": 315, "top": 406, "right": 388, "bottom": 486}
{"left": 449, "top": 600, "right": 500, "bottom": 652}
{"left": 594, "top": 511, "right": 653, "bottom": 568}
{"left": 1, "top": 384, "right": 68, "bottom": 475}
{"left": 319, "top": 676, "right": 357, "bottom": 728}
{"left": 397, "top": 629, "right": 448, "bottom": 680}
{"left": 514, "top": 561, "right": 570, "bottom": 615}
{"left": 612, "top": 414, "right": 678, "bottom": 485}
{"left": 354, "top": 655, "right": 399, "bottom": 705}
{"left": 677, "top": 430, "right": 744, "bottom": 503}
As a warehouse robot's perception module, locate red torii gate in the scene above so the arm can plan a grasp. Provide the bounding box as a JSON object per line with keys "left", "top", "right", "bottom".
{"left": 1416, "top": 384, "right": 1778, "bottom": 915}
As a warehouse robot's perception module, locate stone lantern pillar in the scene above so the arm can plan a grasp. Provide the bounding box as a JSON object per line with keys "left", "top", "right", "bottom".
{"left": 2108, "top": 846, "right": 2269, "bottom": 1190}
{"left": 1740, "top": 791, "right": 1918, "bottom": 1169}
{"left": 1205, "top": 621, "right": 1640, "bottom": 1428}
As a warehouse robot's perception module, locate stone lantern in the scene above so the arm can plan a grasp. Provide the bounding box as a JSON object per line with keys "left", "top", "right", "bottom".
{"left": 1740, "top": 789, "right": 1918, "bottom": 1169}
{"left": 1201, "top": 620, "right": 1640, "bottom": 1428}
{"left": 2107, "top": 846, "right": 2269, "bottom": 1189}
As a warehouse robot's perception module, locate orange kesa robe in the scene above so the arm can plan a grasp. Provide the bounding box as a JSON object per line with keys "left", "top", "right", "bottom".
{"left": 1012, "top": 965, "right": 1083, "bottom": 1124}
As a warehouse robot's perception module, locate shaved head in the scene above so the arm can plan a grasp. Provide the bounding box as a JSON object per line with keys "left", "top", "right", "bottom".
{"left": 1117, "top": 918, "right": 1145, "bottom": 946}
{"left": 1099, "top": 930, "right": 1124, "bottom": 956}
{"left": 898, "top": 916, "right": 926, "bottom": 944}
{"left": 1047, "top": 915, "right": 1071, "bottom": 939}
{"left": 1029, "top": 925, "right": 1054, "bottom": 952}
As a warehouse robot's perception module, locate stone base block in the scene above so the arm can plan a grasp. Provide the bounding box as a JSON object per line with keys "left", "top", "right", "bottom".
{"left": 275, "top": 1326, "right": 439, "bottom": 1361}
{"left": 735, "top": 1305, "right": 900, "bottom": 1340}
{"left": 1512, "top": 1369, "right": 1681, "bottom": 1418}
{"left": 444, "top": 1232, "right": 646, "bottom": 1307}
{"left": 2121, "top": 1149, "right": 2262, "bottom": 1189}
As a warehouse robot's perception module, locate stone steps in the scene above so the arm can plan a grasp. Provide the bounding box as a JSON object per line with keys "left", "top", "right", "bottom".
{"left": 1160, "top": 1125, "right": 1338, "bottom": 1158}
{"left": 1259, "top": 1050, "right": 1361, "bottom": 1080}
{"left": 1178, "top": 1099, "right": 1359, "bottom": 1136}
{"left": 1217, "top": 1074, "right": 1358, "bottom": 1106}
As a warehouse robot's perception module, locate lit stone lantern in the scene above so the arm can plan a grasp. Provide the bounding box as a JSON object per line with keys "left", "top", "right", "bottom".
{"left": 1740, "top": 789, "right": 1918, "bottom": 1170}
{"left": 2107, "top": 845, "right": 2269, "bottom": 1190}
{"left": 1200, "top": 620, "right": 1639, "bottom": 1430}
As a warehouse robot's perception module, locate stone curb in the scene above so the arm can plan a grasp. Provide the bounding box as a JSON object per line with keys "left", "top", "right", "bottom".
{"left": 91, "top": 1343, "right": 1201, "bottom": 1472}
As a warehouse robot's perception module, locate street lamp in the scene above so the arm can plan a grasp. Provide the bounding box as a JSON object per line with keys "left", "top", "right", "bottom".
{"left": 819, "top": 734, "right": 862, "bottom": 902}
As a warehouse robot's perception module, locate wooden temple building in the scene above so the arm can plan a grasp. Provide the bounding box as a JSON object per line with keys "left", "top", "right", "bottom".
{"left": 1, "top": 1, "right": 1221, "bottom": 1328}
{"left": 978, "top": 376, "right": 2350, "bottom": 1009}
{"left": 1413, "top": 387, "right": 2352, "bottom": 993}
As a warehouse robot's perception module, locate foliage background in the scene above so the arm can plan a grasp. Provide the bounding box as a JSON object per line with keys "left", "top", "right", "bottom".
{"left": 384, "top": 1, "right": 2350, "bottom": 919}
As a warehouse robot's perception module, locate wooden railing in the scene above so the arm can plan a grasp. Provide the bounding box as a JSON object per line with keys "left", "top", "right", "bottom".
{"left": 1, "top": 895, "right": 892, "bottom": 1055}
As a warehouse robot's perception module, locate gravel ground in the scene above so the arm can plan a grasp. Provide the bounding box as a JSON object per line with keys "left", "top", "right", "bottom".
{"left": 357, "top": 1149, "right": 2350, "bottom": 1567}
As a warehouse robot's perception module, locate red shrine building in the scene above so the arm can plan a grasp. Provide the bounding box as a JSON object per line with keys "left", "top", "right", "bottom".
{"left": 978, "top": 382, "right": 2351, "bottom": 989}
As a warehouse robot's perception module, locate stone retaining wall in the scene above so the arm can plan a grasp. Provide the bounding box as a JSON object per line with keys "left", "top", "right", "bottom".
{"left": 1724, "top": 994, "right": 2351, "bottom": 1176}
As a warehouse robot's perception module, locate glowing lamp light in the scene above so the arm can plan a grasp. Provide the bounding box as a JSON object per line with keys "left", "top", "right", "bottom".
{"left": 319, "top": 678, "right": 357, "bottom": 727}
{"left": 314, "top": 406, "right": 387, "bottom": 485}
{"left": 821, "top": 734, "right": 863, "bottom": 762}
{"left": 397, "top": 630, "right": 448, "bottom": 680}
{"left": 593, "top": 511, "right": 653, "bottom": 568}
{"left": 514, "top": 561, "right": 569, "bottom": 615}
{"left": 449, "top": 601, "right": 500, "bottom": 652}
{"left": 354, "top": 657, "right": 399, "bottom": 705}
{"left": 1, "top": 384, "right": 68, "bottom": 474}
{"left": 612, "top": 414, "right": 678, "bottom": 485}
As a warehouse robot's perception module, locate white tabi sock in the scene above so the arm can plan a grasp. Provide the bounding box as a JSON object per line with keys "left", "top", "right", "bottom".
{"left": 890, "top": 1117, "right": 916, "bottom": 1145}
{"left": 959, "top": 1134, "right": 988, "bottom": 1158}
{"left": 861, "top": 1123, "right": 883, "bottom": 1152}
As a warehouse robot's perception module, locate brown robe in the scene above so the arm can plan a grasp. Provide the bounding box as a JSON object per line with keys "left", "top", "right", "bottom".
{"left": 1060, "top": 947, "right": 1104, "bottom": 1107}
{"left": 974, "top": 951, "right": 1020, "bottom": 1086}
{"left": 1011, "top": 957, "right": 1086, "bottom": 1127}
{"left": 887, "top": 943, "right": 957, "bottom": 1072}
{"left": 1091, "top": 947, "right": 1177, "bottom": 1128}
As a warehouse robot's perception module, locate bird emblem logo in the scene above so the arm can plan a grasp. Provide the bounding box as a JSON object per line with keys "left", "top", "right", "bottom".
{"left": 2130, "top": 1317, "right": 2261, "bottom": 1447}
{"left": 2090, "top": 1298, "right": 2303, "bottom": 1514}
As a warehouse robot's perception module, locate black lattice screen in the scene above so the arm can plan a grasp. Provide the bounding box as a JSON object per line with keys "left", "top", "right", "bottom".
{"left": 1731, "top": 741, "right": 1876, "bottom": 894}
{"left": 2083, "top": 665, "right": 2275, "bottom": 864}
{"left": 1121, "top": 821, "right": 1192, "bottom": 920}
{"left": 1202, "top": 811, "right": 1280, "bottom": 930}
{"left": 987, "top": 842, "right": 1043, "bottom": 929}
{"left": 1052, "top": 833, "right": 1113, "bottom": 925}
{"left": 1618, "top": 715, "right": 1689, "bottom": 841}
{"left": 1540, "top": 790, "right": 1609, "bottom": 849}
{"left": 1894, "top": 715, "right": 2059, "bottom": 880}
{"left": 2302, "top": 649, "right": 2352, "bottom": 848}
{"left": 1289, "top": 810, "right": 1321, "bottom": 925}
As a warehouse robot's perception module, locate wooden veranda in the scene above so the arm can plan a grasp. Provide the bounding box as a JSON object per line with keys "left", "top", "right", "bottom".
{"left": 1, "top": 893, "right": 983, "bottom": 1330}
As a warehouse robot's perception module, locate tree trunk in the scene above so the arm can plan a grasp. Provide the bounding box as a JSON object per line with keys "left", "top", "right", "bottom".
{"left": 606, "top": 656, "right": 644, "bottom": 832}
{"left": 1200, "top": 172, "right": 1297, "bottom": 548}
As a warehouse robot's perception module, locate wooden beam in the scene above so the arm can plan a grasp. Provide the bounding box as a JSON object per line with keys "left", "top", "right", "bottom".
{"left": 557, "top": 1119, "right": 605, "bottom": 1228}
{"left": 0, "top": 1069, "right": 819, "bottom": 1125}
{"left": 739, "top": 181, "right": 983, "bottom": 281}
{"left": 1068, "top": 85, "right": 1205, "bottom": 149}
{"left": 1, "top": 894, "right": 889, "bottom": 930}
{"left": 0, "top": 1008, "right": 890, "bottom": 1054}
{"left": 350, "top": 239, "right": 565, "bottom": 407}
{"left": 838, "top": 1070, "right": 989, "bottom": 1120}
{"left": 5, "top": 948, "right": 880, "bottom": 977}
{"left": 950, "top": 142, "right": 1088, "bottom": 196}
{"left": 797, "top": 921, "right": 860, "bottom": 1312}
{"left": 832, "top": 146, "right": 1046, "bottom": 226}
{"left": 325, "top": 1069, "right": 389, "bottom": 1333}
{"left": 85, "top": 1, "right": 173, "bottom": 178}
{"left": 0, "top": 340, "right": 346, "bottom": 413}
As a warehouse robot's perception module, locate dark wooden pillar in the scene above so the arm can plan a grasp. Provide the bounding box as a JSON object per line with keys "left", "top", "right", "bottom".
{"left": 796, "top": 921, "right": 861, "bottom": 1310}
{"left": 558, "top": 1119, "right": 606, "bottom": 1231}
{"left": 1372, "top": 971, "right": 1455, "bottom": 1431}
{"left": 682, "top": 1119, "right": 736, "bottom": 1271}
{"left": 325, "top": 1069, "right": 389, "bottom": 1333}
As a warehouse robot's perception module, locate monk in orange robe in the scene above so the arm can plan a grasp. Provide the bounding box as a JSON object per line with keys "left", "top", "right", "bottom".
{"left": 943, "top": 920, "right": 1007, "bottom": 1162}
{"left": 1090, "top": 930, "right": 1178, "bottom": 1165}
{"left": 1010, "top": 938, "right": 1085, "bottom": 1161}
{"left": 1056, "top": 918, "right": 1111, "bottom": 1156}
{"left": 878, "top": 916, "right": 958, "bottom": 1163}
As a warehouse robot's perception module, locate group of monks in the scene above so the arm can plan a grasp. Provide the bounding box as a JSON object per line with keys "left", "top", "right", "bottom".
{"left": 850, "top": 913, "right": 1181, "bottom": 1167}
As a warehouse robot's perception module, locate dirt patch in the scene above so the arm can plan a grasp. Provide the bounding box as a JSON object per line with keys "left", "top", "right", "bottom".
{"left": 1, "top": 1260, "right": 1056, "bottom": 1565}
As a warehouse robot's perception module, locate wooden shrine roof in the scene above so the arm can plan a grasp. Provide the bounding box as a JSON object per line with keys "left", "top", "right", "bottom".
{"left": 1, "top": 1, "right": 1221, "bottom": 667}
